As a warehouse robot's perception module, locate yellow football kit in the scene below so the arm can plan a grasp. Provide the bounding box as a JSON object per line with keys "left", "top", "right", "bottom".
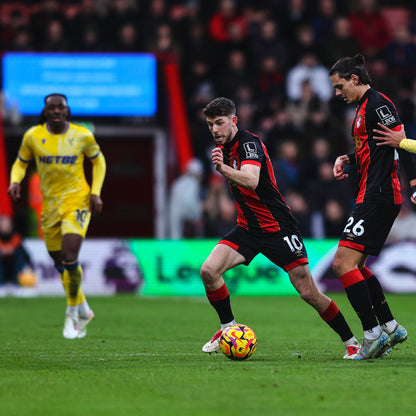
{"left": 10, "top": 122, "right": 106, "bottom": 251}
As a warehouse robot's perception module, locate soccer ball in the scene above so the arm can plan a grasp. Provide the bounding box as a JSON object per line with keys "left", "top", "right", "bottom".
{"left": 219, "top": 324, "right": 257, "bottom": 360}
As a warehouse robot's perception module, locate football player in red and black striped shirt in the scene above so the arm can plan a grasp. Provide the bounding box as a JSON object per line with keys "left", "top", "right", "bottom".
{"left": 330, "top": 54, "right": 416, "bottom": 359}
{"left": 200, "top": 97, "right": 360, "bottom": 359}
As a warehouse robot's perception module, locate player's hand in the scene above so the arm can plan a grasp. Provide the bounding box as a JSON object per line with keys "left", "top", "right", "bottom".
{"left": 410, "top": 185, "right": 416, "bottom": 205}
{"left": 333, "top": 156, "right": 349, "bottom": 181}
{"left": 8, "top": 182, "right": 21, "bottom": 202}
{"left": 373, "top": 123, "right": 405, "bottom": 148}
{"left": 211, "top": 147, "right": 224, "bottom": 172}
{"left": 90, "top": 194, "right": 103, "bottom": 215}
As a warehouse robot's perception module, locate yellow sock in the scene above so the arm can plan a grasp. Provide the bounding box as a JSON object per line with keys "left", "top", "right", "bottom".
{"left": 62, "top": 262, "right": 86, "bottom": 307}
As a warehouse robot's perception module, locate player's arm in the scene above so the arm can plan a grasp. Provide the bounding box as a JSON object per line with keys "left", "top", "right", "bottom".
{"left": 89, "top": 151, "right": 106, "bottom": 214}
{"left": 373, "top": 123, "right": 409, "bottom": 149}
{"left": 372, "top": 123, "right": 416, "bottom": 204}
{"left": 212, "top": 147, "right": 260, "bottom": 189}
{"left": 8, "top": 157, "right": 30, "bottom": 202}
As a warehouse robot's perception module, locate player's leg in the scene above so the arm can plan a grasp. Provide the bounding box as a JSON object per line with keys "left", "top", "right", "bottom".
{"left": 360, "top": 265, "right": 407, "bottom": 355}
{"left": 288, "top": 263, "right": 360, "bottom": 359}
{"left": 60, "top": 233, "right": 94, "bottom": 338}
{"left": 333, "top": 246, "right": 389, "bottom": 359}
{"left": 200, "top": 242, "right": 246, "bottom": 353}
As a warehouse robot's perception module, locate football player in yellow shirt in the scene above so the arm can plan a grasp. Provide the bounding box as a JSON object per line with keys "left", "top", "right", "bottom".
{"left": 8, "top": 93, "right": 106, "bottom": 339}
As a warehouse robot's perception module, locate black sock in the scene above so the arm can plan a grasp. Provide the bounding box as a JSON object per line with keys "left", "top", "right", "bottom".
{"left": 345, "top": 280, "right": 379, "bottom": 331}
{"left": 365, "top": 274, "right": 394, "bottom": 325}
{"left": 210, "top": 296, "right": 234, "bottom": 324}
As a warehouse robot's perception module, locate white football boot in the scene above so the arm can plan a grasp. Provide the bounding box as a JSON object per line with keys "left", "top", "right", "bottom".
{"left": 63, "top": 315, "right": 79, "bottom": 339}
{"left": 77, "top": 311, "right": 95, "bottom": 338}
{"left": 202, "top": 330, "right": 223, "bottom": 353}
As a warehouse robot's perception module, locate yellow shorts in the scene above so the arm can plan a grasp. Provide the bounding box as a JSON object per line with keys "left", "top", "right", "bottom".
{"left": 41, "top": 204, "right": 91, "bottom": 252}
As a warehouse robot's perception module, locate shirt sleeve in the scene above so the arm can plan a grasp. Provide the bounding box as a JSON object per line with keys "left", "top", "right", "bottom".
{"left": 90, "top": 152, "right": 106, "bottom": 196}
{"left": 17, "top": 131, "right": 34, "bottom": 162}
{"left": 239, "top": 137, "right": 264, "bottom": 167}
{"left": 83, "top": 130, "right": 101, "bottom": 159}
{"left": 399, "top": 138, "right": 416, "bottom": 154}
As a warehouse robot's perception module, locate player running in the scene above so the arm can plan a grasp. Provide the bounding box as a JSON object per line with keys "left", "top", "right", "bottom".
{"left": 330, "top": 54, "right": 416, "bottom": 359}
{"left": 8, "top": 93, "right": 106, "bottom": 339}
{"left": 200, "top": 97, "right": 361, "bottom": 360}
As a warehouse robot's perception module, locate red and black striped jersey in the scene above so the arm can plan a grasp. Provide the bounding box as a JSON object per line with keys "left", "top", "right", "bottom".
{"left": 351, "top": 88, "right": 401, "bottom": 205}
{"left": 221, "top": 129, "right": 297, "bottom": 233}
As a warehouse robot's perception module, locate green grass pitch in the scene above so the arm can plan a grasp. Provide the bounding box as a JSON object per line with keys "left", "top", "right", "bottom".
{"left": 1, "top": 294, "right": 415, "bottom": 416}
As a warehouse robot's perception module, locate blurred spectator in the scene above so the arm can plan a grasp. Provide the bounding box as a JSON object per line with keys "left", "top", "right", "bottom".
{"left": 291, "top": 24, "right": 321, "bottom": 64}
{"left": 367, "top": 56, "right": 401, "bottom": 104}
{"left": 8, "top": 27, "right": 34, "bottom": 51}
{"left": 284, "top": 189, "right": 313, "bottom": 237}
{"left": 203, "top": 171, "right": 236, "bottom": 237}
{"left": 323, "top": 198, "right": 349, "bottom": 238}
{"left": 208, "top": 0, "right": 248, "bottom": 43}
{"left": 256, "top": 55, "right": 285, "bottom": 113}
{"left": 169, "top": 158, "right": 204, "bottom": 239}
{"left": 181, "top": 20, "right": 214, "bottom": 73}
{"left": 286, "top": 52, "right": 333, "bottom": 102}
{"left": 217, "top": 49, "right": 252, "bottom": 100}
{"left": 311, "top": 0, "right": 338, "bottom": 46}
{"left": 185, "top": 58, "right": 216, "bottom": 110}
{"left": 68, "top": 0, "right": 105, "bottom": 51}
{"left": 112, "top": 22, "right": 141, "bottom": 51}
{"left": 102, "top": 0, "right": 139, "bottom": 47}
{"left": 272, "top": 139, "right": 300, "bottom": 195}
{"left": 30, "top": 0, "right": 68, "bottom": 49}
{"left": 384, "top": 24, "right": 416, "bottom": 78}
{"left": 208, "top": 0, "right": 248, "bottom": 71}
{"left": 298, "top": 137, "right": 334, "bottom": 190}
{"left": 323, "top": 15, "right": 361, "bottom": 67}
{"left": 0, "top": 216, "right": 31, "bottom": 296}
{"left": 41, "top": 19, "right": 71, "bottom": 51}
{"left": 278, "top": 0, "right": 313, "bottom": 43}
{"left": 140, "top": 0, "right": 169, "bottom": 49}
{"left": 287, "top": 79, "right": 323, "bottom": 132}
{"left": 348, "top": 0, "right": 391, "bottom": 58}
{"left": 147, "top": 23, "right": 179, "bottom": 55}
{"left": 302, "top": 105, "right": 332, "bottom": 144}
{"left": 0, "top": 6, "right": 31, "bottom": 50}
{"left": 264, "top": 108, "right": 299, "bottom": 147}
{"left": 307, "top": 160, "right": 354, "bottom": 215}
{"left": 249, "top": 19, "right": 290, "bottom": 72}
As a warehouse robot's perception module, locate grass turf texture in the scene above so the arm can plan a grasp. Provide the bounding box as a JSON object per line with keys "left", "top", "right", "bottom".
{"left": 1, "top": 294, "right": 415, "bottom": 416}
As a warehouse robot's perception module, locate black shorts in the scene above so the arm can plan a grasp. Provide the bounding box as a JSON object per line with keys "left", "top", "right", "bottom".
{"left": 339, "top": 203, "right": 400, "bottom": 255}
{"left": 219, "top": 226, "right": 308, "bottom": 272}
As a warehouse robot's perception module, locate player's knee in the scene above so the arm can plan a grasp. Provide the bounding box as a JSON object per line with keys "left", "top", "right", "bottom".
{"left": 200, "top": 261, "right": 217, "bottom": 284}
{"left": 298, "top": 285, "right": 316, "bottom": 305}
{"left": 332, "top": 255, "right": 343, "bottom": 277}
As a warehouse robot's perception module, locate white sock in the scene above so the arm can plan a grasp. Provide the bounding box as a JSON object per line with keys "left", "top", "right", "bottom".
{"left": 344, "top": 337, "right": 359, "bottom": 347}
{"left": 364, "top": 326, "right": 381, "bottom": 340}
{"left": 66, "top": 305, "right": 78, "bottom": 319}
{"left": 381, "top": 319, "right": 397, "bottom": 334}
{"left": 78, "top": 300, "right": 91, "bottom": 319}
{"left": 221, "top": 320, "right": 236, "bottom": 330}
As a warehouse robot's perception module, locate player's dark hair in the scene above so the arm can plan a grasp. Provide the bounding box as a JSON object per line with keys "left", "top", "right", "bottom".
{"left": 202, "top": 97, "right": 236, "bottom": 118}
{"left": 329, "top": 54, "right": 372, "bottom": 84}
{"left": 39, "top": 93, "right": 71, "bottom": 124}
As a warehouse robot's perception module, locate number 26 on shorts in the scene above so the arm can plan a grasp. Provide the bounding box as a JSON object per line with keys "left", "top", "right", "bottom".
{"left": 343, "top": 217, "right": 365, "bottom": 236}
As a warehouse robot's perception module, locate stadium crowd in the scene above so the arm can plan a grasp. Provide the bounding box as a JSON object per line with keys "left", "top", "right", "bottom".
{"left": 1, "top": 0, "right": 416, "bottom": 238}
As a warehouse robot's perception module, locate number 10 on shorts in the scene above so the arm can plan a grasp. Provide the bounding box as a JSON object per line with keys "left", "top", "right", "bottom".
{"left": 283, "top": 235, "right": 303, "bottom": 252}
